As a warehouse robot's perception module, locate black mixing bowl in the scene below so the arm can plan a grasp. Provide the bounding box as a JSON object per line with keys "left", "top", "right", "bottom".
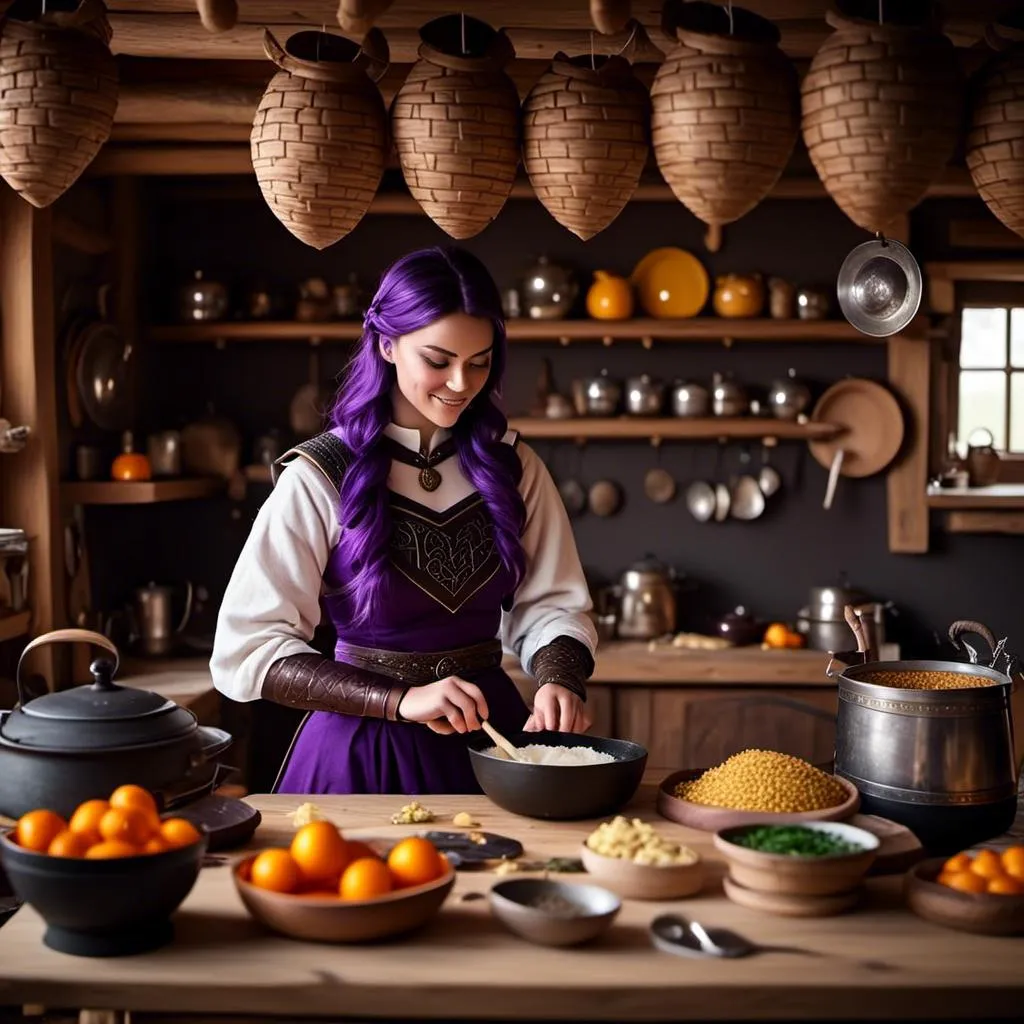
{"left": 467, "top": 731, "right": 648, "bottom": 820}
{"left": 0, "top": 829, "right": 206, "bottom": 957}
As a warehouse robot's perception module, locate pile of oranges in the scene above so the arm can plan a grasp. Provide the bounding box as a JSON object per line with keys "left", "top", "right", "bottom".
{"left": 9, "top": 785, "right": 202, "bottom": 859}
{"left": 242, "top": 821, "right": 447, "bottom": 901}
{"left": 937, "top": 846, "right": 1024, "bottom": 896}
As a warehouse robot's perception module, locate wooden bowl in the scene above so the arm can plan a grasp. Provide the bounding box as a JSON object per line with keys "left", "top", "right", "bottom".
{"left": 657, "top": 769, "right": 860, "bottom": 832}
{"left": 904, "top": 858, "right": 1024, "bottom": 936}
{"left": 722, "top": 876, "right": 862, "bottom": 918}
{"left": 579, "top": 844, "right": 705, "bottom": 901}
{"left": 489, "top": 878, "right": 620, "bottom": 947}
{"left": 713, "top": 821, "right": 879, "bottom": 896}
{"left": 232, "top": 857, "right": 455, "bottom": 943}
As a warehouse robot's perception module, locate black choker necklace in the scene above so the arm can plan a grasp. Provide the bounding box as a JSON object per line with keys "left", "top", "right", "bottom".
{"left": 386, "top": 437, "right": 456, "bottom": 492}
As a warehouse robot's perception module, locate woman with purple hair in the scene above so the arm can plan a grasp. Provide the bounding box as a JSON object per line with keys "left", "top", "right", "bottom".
{"left": 211, "top": 247, "right": 597, "bottom": 794}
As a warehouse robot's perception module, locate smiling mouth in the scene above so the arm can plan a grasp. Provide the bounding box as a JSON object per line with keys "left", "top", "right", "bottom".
{"left": 432, "top": 395, "right": 466, "bottom": 407}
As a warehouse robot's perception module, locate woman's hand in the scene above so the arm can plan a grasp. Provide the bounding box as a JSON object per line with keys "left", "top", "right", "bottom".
{"left": 523, "top": 683, "right": 592, "bottom": 734}
{"left": 397, "top": 676, "right": 489, "bottom": 735}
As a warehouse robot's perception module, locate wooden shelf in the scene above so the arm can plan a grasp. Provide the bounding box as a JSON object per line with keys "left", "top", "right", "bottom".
{"left": 926, "top": 484, "right": 1024, "bottom": 510}
{"left": 147, "top": 318, "right": 875, "bottom": 345}
{"left": 508, "top": 417, "right": 840, "bottom": 441}
{"left": 62, "top": 478, "right": 224, "bottom": 505}
{"left": 0, "top": 610, "right": 30, "bottom": 643}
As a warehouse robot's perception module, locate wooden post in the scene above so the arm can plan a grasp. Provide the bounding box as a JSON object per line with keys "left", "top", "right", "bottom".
{"left": 0, "top": 190, "right": 64, "bottom": 684}
{"left": 887, "top": 334, "right": 932, "bottom": 554}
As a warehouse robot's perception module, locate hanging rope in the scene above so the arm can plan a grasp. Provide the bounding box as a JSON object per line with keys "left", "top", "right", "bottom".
{"left": 460, "top": 10, "right": 467, "bottom": 54}
{"left": 615, "top": 20, "right": 639, "bottom": 57}
{"left": 724, "top": 0, "right": 734, "bottom": 35}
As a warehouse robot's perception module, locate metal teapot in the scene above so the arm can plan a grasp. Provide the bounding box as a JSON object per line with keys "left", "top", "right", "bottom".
{"left": 616, "top": 556, "right": 677, "bottom": 640}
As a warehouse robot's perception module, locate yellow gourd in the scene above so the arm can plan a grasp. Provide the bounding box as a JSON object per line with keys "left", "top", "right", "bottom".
{"left": 586, "top": 270, "right": 634, "bottom": 320}
{"left": 111, "top": 431, "right": 151, "bottom": 481}
{"left": 712, "top": 274, "right": 765, "bottom": 318}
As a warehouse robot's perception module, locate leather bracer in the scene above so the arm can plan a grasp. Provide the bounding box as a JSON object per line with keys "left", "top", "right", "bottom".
{"left": 529, "top": 636, "right": 594, "bottom": 703}
{"left": 261, "top": 653, "right": 406, "bottom": 721}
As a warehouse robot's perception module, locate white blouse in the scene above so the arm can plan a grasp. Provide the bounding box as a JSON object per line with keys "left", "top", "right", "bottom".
{"left": 210, "top": 423, "right": 597, "bottom": 702}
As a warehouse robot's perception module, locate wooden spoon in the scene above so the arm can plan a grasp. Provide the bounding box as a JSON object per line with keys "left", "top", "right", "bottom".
{"left": 481, "top": 720, "right": 525, "bottom": 763}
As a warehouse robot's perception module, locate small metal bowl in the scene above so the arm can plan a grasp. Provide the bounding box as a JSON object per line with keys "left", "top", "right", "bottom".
{"left": 489, "top": 878, "right": 620, "bottom": 946}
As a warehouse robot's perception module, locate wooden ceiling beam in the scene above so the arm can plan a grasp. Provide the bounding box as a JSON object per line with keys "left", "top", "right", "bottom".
{"left": 105, "top": 7, "right": 997, "bottom": 61}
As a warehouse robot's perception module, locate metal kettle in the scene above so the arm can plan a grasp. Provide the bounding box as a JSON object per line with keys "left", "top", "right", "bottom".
{"left": 616, "top": 556, "right": 677, "bottom": 640}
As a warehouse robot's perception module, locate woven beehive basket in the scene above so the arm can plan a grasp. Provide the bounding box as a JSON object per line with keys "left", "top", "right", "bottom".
{"left": 0, "top": 0, "right": 118, "bottom": 209}
{"left": 391, "top": 14, "right": 521, "bottom": 239}
{"left": 967, "top": 39, "right": 1024, "bottom": 239}
{"left": 523, "top": 49, "right": 649, "bottom": 240}
{"left": 650, "top": 2, "right": 799, "bottom": 227}
{"left": 801, "top": 3, "right": 962, "bottom": 233}
{"left": 251, "top": 29, "right": 389, "bottom": 250}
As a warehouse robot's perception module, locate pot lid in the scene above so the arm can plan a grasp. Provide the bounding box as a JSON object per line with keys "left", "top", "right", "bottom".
{"left": 1, "top": 659, "right": 196, "bottom": 751}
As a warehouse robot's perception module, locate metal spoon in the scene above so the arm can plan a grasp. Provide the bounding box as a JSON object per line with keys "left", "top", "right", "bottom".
{"left": 685, "top": 480, "right": 716, "bottom": 522}
{"left": 650, "top": 915, "right": 892, "bottom": 971}
{"left": 758, "top": 443, "right": 781, "bottom": 497}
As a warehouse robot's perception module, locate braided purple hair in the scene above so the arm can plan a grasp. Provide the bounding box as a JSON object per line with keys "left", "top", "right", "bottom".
{"left": 330, "top": 247, "right": 526, "bottom": 625}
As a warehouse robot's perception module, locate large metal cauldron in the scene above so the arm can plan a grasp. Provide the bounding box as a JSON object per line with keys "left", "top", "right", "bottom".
{"left": 830, "top": 620, "right": 1018, "bottom": 855}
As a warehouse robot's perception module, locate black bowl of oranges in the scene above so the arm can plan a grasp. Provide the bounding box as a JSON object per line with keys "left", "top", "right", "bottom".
{"left": 233, "top": 819, "right": 455, "bottom": 943}
{"left": 0, "top": 784, "right": 207, "bottom": 957}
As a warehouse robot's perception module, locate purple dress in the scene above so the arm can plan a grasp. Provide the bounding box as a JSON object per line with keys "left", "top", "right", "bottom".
{"left": 276, "top": 482, "right": 529, "bottom": 795}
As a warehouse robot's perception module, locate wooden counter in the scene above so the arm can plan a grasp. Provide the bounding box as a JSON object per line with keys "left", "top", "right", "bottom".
{"left": 0, "top": 790, "right": 1021, "bottom": 1021}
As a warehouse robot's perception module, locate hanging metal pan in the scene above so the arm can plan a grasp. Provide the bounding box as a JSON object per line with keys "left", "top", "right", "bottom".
{"left": 808, "top": 378, "right": 905, "bottom": 479}
{"left": 74, "top": 321, "right": 135, "bottom": 432}
{"left": 836, "top": 236, "right": 922, "bottom": 338}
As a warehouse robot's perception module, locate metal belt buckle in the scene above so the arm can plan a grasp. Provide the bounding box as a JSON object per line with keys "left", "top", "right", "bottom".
{"left": 434, "top": 656, "right": 457, "bottom": 679}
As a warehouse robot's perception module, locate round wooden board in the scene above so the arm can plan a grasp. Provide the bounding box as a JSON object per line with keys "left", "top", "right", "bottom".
{"left": 808, "top": 378, "right": 904, "bottom": 478}
{"left": 656, "top": 769, "right": 860, "bottom": 832}
{"left": 723, "top": 876, "right": 862, "bottom": 917}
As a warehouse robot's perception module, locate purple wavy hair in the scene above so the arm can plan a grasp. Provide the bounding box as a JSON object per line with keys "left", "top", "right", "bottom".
{"left": 330, "top": 246, "right": 526, "bottom": 625}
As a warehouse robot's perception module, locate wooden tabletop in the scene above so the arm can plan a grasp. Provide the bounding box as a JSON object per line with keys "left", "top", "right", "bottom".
{"left": 0, "top": 790, "right": 1021, "bottom": 1020}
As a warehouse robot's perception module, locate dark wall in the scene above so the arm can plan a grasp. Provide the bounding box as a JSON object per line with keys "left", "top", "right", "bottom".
{"left": 78, "top": 179, "right": 1024, "bottom": 658}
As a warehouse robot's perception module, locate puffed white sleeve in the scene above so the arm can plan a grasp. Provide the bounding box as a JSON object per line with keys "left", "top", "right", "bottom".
{"left": 210, "top": 458, "right": 341, "bottom": 702}
{"left": 500, "top": 441, "right": 598, "bottom": 675}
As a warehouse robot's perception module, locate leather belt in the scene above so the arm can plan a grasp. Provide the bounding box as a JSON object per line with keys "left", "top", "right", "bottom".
{"left": 335, "top": 639, "right": 503, "bottom": 686}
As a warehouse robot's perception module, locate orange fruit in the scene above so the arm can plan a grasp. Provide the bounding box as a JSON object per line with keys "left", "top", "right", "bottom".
{"left": 98, "top": 806, "right": 154, "bottom": 847}
{"left": 340, "top": 856, "right": 393, "bottom": 901}
{"left": 142, "top": 836, "right": 170, "bottom": 855}
{"left": 763, "top": 623, "right": 790, "bottom": 649}
{"left": 85, "top": 839, "right": 140, "bottom": 859}
{"left": 987, "top": 876, "right": 1024, "bottom": 896}
{"left": 290, "top": 821, "right": 350, "bottom": 884}
{"left": 46, "top": 830, "right": 92, "bottom": 858}
{"left": 160, "top": 817, "right": 203, "bottom": 849}
{"left": 1000, "top": 845, "right": 1024, "bottom": 881}
{"left": 108, "top": 785, "right": 161, "bottom": 830}
{"left": 386, "top": 836, "right": 444, "bottom": 889}
{"left": 250, "top": 849, "right": 301, "bottom": 894}
{"left": 942, "top": 852, "right": 973, "bottom": 874}
{"left": 15, "top": 809, "right": 67, "bottom": 853}
{"left": 968, "top": 849, "right": 1005, "bottom": 880}
{"left": 68, "top": 799, "right": 110, "bottom": 845}
{"left": 943, "top": 871, "right": 987, "bottom": 894}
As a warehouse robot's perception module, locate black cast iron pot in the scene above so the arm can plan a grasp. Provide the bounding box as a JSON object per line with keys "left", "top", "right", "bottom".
{"left": 0, "top": 629, "right": 232, "bottom": 820}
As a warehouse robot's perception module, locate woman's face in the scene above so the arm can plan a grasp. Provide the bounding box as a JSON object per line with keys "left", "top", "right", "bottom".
{"left": 382, "top": 312, "right": 495, "bottom": 435}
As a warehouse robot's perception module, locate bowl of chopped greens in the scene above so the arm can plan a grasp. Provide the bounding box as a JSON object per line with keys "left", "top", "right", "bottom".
{"left": 713, "top": 822, "right": 879, "bottom": 896}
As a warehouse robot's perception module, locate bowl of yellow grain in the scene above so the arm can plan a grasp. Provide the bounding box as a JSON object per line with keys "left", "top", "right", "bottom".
{"left": 657, "top": 749, "right": 860, "bottom": 833}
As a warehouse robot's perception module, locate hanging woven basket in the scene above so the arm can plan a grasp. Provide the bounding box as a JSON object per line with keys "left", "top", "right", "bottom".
{"left": 0, "top": 0, "right": 118, "bottom": 209}
{"left": 801, "top": 2, "right": 962, "bottom": 234}
{"left": 522, "top": 40, "right": 649, "bottom": 240}
{"left": 251, "top": 29, "right": 390, "bottom": 250}
{"left": 650, "top": 1, "right": 798, "bottom": 227}
{"left": 391, "top": 14, "right": 521, "bottom": 239}
{"left": 966, "top": 33, "right": 1024, "bottom": 239}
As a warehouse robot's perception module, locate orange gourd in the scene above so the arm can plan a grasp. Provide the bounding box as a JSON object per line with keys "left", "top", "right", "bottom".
{"left": 111, "top": 431, "right": 151, "bottom": 481}
{"left": 586, "top": 270, "right": 634, "bottom": 320}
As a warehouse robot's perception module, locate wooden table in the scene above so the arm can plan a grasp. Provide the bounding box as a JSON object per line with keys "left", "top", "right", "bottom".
{"left": 0, "top": 791, "right": 1022, "bottom": 1022}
